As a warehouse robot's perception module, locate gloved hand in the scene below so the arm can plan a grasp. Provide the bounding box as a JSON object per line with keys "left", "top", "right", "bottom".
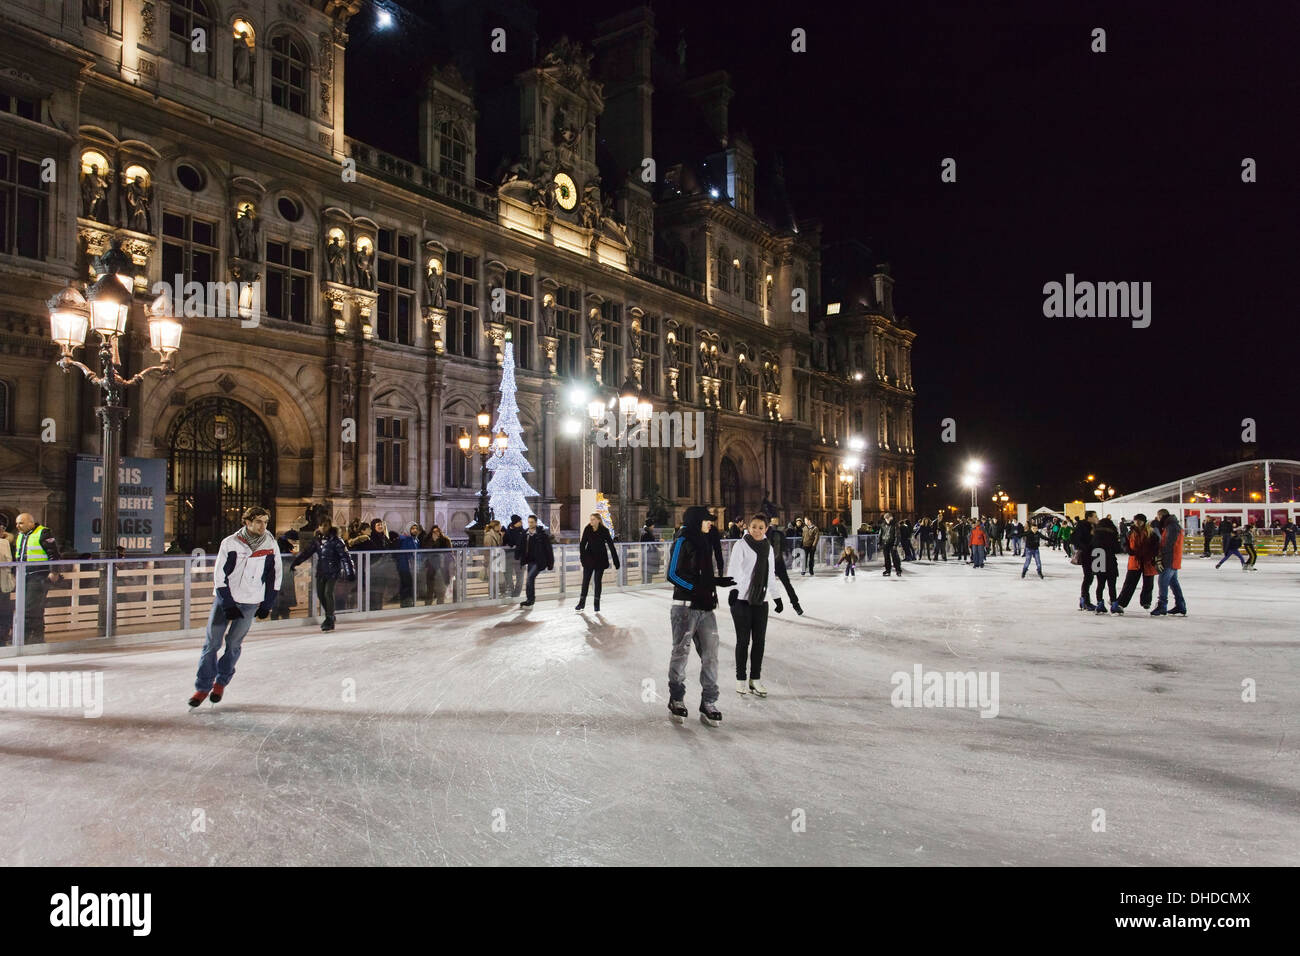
{"left": 773, "top": 598, "right": 784, "bottom": 614}
{"left": 728, "top": 589, "right": 738, "bottom": 606}
{"left": 792, "top": 600, "right": 804, "bottom": 616}
{"left": 255, "top": 603, "right": 271, "bottom": 620}
{"left": 223, "top": 604, "right": 244, "bottom": 621}
{"left": 613, "top": 559, "right": 621, "bottom": 570}
{"left": 715, "top": 576, "right": 736, "bottom": 589}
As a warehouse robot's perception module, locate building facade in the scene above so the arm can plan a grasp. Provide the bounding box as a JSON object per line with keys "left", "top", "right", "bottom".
{"left": 0, "top": 0, "right": 915, "bottom": 549}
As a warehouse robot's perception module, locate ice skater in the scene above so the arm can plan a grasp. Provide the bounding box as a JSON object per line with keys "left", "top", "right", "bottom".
{"left": 1241, "top": 524, "right": 1258, "bottom": 571}
{"left": 1117, "top": 513, "right": 1158, "bottom": 610}
{"left": 1020, "top": 525, "right": 1043, "bottom": 578}
{"left": 189, "top": 506, "right": 281, "bottom": 707}
{"left": 879, "top": 513, "right": 902, "bottom": 576}
{"left": 969, "top": 521, "right": 988, "bottom": 568}
{"left": 1215, "top": 529, "right": 1247, "bottom": 570}
{"left": 1281, "top": 520, "right": 1297, "bottom": 555}
{"left": 763, "top": 518, "right": 804, "bottom": 615}
{"left": 665, "top": 505, "right": 735, "bottom": 727}
{"left": 836, "top": 543, "right": 859, "bottom": 578}
{"left": 576, "top": 512, "right": 619, "bottom": 611}
{"left": 1090, "top": 517, "right": 1123, "bottom": 614}
{"left": 290, "top": 519, "right": 356, "bottom": 631}
{"left": 1151, "top": 509, "right": 1188, "bottom": 616}
{"left": 728, "top": 514, "right": 782, "bottom": 698}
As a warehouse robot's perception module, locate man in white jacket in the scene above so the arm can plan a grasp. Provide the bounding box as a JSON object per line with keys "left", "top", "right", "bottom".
{"left": 189, "top": 506, "right": 282, "bottom": 707}
{"left": 727, "top": 513, "right": 782, "bottom": 698}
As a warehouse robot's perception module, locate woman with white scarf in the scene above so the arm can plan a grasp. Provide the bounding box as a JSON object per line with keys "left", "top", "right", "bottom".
{"left": 727, "top": 513, "right": 782, "bottom": 697}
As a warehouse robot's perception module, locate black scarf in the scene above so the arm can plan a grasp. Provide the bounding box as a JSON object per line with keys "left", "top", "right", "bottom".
{"left": 744, "top": 534, "right": 769, "bottom": 604}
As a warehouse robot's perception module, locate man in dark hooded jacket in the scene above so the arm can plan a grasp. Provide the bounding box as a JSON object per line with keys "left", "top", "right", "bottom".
{"left": 665, "top": 506, "right": 735, "bottom": 727}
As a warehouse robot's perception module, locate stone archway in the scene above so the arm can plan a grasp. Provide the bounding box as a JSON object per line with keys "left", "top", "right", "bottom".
{"left": 167, "top": 397, "right": 277, "bottom": 552}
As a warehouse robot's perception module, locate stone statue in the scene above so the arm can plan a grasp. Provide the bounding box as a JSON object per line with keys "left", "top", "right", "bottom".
{"left": 665, "top": 334, "right": 679, "bottom": 367}
{"left": 80, "top": 164, "right": 108, "bottom": 221}
{"left": 761, "top": 491, "right": 779, "bottom": 519}
{"left": 354, "top": 243, "right": 374, "bottom": 290}
{"left": 629, "top": 322, "right": 643, "bottom": 359}
{"left": 234, "top": 205, "right": 259, "bottom": 260}
{"left": 326, "top": 234, "right": 347, "bottom": 284}
{"left": 425, "top": 260, "right": 446, "bottom": 308}
{"left": 589, "top": 318, "right": 603, "bottom": 349}
{"left": 500, "top": 157, "right": 529, "bottom": 186}
{"left": 124, "top": 175, "right": 151, "bottom": 233}
{"left": 233, "top": 38, "right": 253, "bottom": 90}
{"left": 540, "top": 297, "right": 556, "bottom": 338}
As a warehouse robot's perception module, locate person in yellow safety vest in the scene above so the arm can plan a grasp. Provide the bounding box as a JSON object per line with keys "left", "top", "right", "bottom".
{"left": 12, "top": 513, "right": 62, "bottom": 645}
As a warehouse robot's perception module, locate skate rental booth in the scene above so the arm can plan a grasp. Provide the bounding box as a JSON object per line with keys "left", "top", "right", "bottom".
{"left": 1096, "top": 459, "right": 1300, "bottom": 535}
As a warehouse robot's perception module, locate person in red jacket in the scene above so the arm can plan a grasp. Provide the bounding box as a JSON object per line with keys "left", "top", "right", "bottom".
{"left": 969, "top": 522, "right": 989, "bottom": 568}
{"left": 1151, "top": 510, "right": 1187, "bottom": 616}
{"left": 1117, "top": 514, "right": 1159, "bottom": 610}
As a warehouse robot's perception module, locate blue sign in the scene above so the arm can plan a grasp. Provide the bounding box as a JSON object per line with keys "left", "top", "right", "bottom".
{"left": 74, "top": 457, "right": 167, "bottom": 554}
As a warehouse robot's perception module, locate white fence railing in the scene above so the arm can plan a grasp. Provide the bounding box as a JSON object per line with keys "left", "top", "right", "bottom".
{"left": 0, "top": 534, "right": 879, "bottom": 652}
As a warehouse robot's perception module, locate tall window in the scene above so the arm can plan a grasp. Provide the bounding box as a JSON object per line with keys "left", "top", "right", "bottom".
{"left": 743, "top": 259, "right": 756, "bottom": 302}
{"left": 674, "top": 325, "right": 694, "bottom": 406}
{"left": 0, "top": 380, "right": 9, "bottom": 432}
{"left": 376, "top": 228, "right": 415, "bottom": 345}
{"left": 161, "top": 212, "right": 217, "bottom": 313}
{"left": 439, "top": 122, "right": 467, "bottom": 183}
{"left": 796, "top": 379, "right": 808, "bottom": 421}
{"left": 737, "top": 361, "right": 757, "bottom": 415}
{"left": 641, "top": 314, "right": 661, "bottom": 396}
{"left": 375, "top": 416, "right": 408, "bottom": 485}
{"left": 504, "top": 269, "right": 534, "bottom": 370}
{"left": 265, "top": 240, "right": 312, "bottom": 324}
{"left": 445, "top": 250, "right": 478, "bottom": 357}
{"left": 717, "top": 365, "right": 734, "bottom": 412}
{"left": 0, "top": 95, "right": 40, "bottom": 120}
{"left": 169, "top": 0, "right": 214, "bottom": 73}
{"left": 598, "top": 301, "right": 622, "bottom": 386}
{"left": 270, "top": 33, "right": 309, "bottom": 116}
{"left": 0, "top": 149, "right": 48, "bottom": 260}
{"left": 554, "top": 286, "right": 581, "bottom": 379}
{"left": 443, "top": 423, "right": 470, "bottom": 488}
{"left": 714, "top": 248, "right": 729, "bottom": 294}
{"left": 676, "top": 450, "right": 691, "bottom": 501}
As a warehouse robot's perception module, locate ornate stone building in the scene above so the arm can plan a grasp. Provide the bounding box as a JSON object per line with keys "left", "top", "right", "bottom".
{"left": 0, "top": 1, "right": 915, "bottom": 549}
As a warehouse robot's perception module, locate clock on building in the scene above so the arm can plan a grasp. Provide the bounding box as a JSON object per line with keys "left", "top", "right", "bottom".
{"left": 553, "top": 172, "right": 578, "bottom": 210}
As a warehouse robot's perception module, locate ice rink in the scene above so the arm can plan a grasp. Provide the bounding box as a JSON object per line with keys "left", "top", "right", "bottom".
{"left": 2, "top": 551, "right": 1296, "bottom": 866}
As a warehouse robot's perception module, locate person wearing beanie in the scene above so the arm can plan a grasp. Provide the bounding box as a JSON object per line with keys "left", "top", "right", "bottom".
{"left": 1117, "top": 513, "right": 1159, "bottom": 610}
{"left": 665, "top": 505, "right": 735, "bottom": 727}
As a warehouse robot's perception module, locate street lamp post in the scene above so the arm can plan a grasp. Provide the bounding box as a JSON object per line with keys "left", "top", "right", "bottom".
{"left": 846, "top": 435, "right": 866, "bottom": 529}
{"left": 615, "top": 373, "right": 653, "bottom": 540}
{"left": 561, "top": 376, "right": 606, "bottom": 528}
{"left": 47, "top": 238, "right": 182, "bottom": 635}
{"left": 962, "top": 459, "right": 984, "bottom": 518}
{"left": 459, "top": 403, "right": 506, "bottom": 542}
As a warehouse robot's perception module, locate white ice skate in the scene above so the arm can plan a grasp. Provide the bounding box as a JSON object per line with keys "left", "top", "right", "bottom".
{"left": 748, "top": 679, "right": 768, "bottom": 698}
{"left": 737, "top": 679, "right": 749, "bottom": 695}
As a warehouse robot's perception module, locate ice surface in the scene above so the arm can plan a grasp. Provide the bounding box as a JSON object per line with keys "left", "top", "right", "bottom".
{"left": 1, "top": 552, "right": 1296, "bottom": 866}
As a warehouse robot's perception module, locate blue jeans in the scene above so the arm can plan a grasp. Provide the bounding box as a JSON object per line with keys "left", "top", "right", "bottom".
{"left": 523, "top": 563, "right": 545, "bottom": 602}
{"left": 196, "top": 601, "right": 259, "bottom": 691}
{"left": 971, "top": 545, "right": 986, "bottom": 567}
{"left": 1022, "top": 548, "right": 1041, "bottom": 573}
{"left": 1156, "top": 568, "right": 1186, "bottom": 613}
{"left": 1012, "top": 537, "right": 1022, "bottom": 555}
{"left": 1216, "top": 549, "right": 1246, "bottom": 568}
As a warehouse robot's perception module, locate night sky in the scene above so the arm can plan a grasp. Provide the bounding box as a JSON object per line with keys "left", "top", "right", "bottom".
{"left": 348, "top": 0, "right": 1299, "bottom": 511}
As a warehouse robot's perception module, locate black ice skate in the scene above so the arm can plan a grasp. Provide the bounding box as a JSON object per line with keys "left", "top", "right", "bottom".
{"left": 699, "top": 702, "right": 722, "bottom": 728}
{"left": 668, "top": 699, "right": 688, "bottom": 724}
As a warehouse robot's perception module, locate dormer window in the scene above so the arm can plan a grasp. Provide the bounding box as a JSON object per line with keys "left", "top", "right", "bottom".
{"left": 439, "top": 122, "right": 467, "bottom": 183}
{"left": 270, "top": 33, "right": 309, "bottom": 116}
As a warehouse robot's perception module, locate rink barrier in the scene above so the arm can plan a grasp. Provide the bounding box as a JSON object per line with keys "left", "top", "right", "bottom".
{"left": 0, "top": 535, "right": 879, "bottom": 656}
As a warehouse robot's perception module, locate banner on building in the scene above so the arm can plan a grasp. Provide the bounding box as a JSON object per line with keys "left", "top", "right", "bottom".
{"left": 74, "top": 456, "right": 167, "bottom": 555}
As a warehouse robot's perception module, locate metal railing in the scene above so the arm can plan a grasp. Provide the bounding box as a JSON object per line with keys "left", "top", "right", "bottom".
{"left": 0, "top": 534, "right": 881, "bottom": 653}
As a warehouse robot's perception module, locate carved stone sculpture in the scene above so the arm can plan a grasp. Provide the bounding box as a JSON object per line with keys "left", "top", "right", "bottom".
{"left": 80, "top": 164, "right": 108, "bottom": 221}
{"left": 234, "top": 205, "right": 259, "bottom": 260}
{"left": 354, "top": 243, "right": 374, "bottom": 290}
{"left": 325, "top": 234, "right": 347, "bottom": 284}
{"left": 425, "top": 260, "right": 446, "bottom": 308}
{"left": 124, "top": 175, "right": 151, "bottom": 233}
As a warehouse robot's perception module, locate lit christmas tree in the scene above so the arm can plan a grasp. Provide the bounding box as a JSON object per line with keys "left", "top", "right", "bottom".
{"left": 486, "top": 337, "right": 540, "bottom": 522}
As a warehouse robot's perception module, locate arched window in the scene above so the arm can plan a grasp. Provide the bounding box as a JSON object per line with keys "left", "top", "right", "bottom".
{"left": 0, "top": 379, "right": 9, "bottom": 432}
{"left": 169, "top": 0, "right": 215, "bottom": 74}
{"left": 743, "top": 258, "right": 756, "bottom": 302}
{"left": 439, "top": 122, "right": 467, "bottom": 183}
{"left": 270, "top": 33, "right": 309, "bottom": 116}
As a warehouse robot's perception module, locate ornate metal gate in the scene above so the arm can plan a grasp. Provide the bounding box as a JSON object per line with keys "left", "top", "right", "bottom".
{"left": 168, "top": 397, "right": 276, "bottom": 552}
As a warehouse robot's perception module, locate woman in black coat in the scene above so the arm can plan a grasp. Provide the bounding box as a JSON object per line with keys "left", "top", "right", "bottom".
{"left": 576, "top": 513, "right": 619, "bottom": 612}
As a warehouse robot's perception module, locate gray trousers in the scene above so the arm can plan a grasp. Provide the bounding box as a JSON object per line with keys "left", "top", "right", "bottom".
{"left": 669, "top": 605, "right": 719, "bottom": 705}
